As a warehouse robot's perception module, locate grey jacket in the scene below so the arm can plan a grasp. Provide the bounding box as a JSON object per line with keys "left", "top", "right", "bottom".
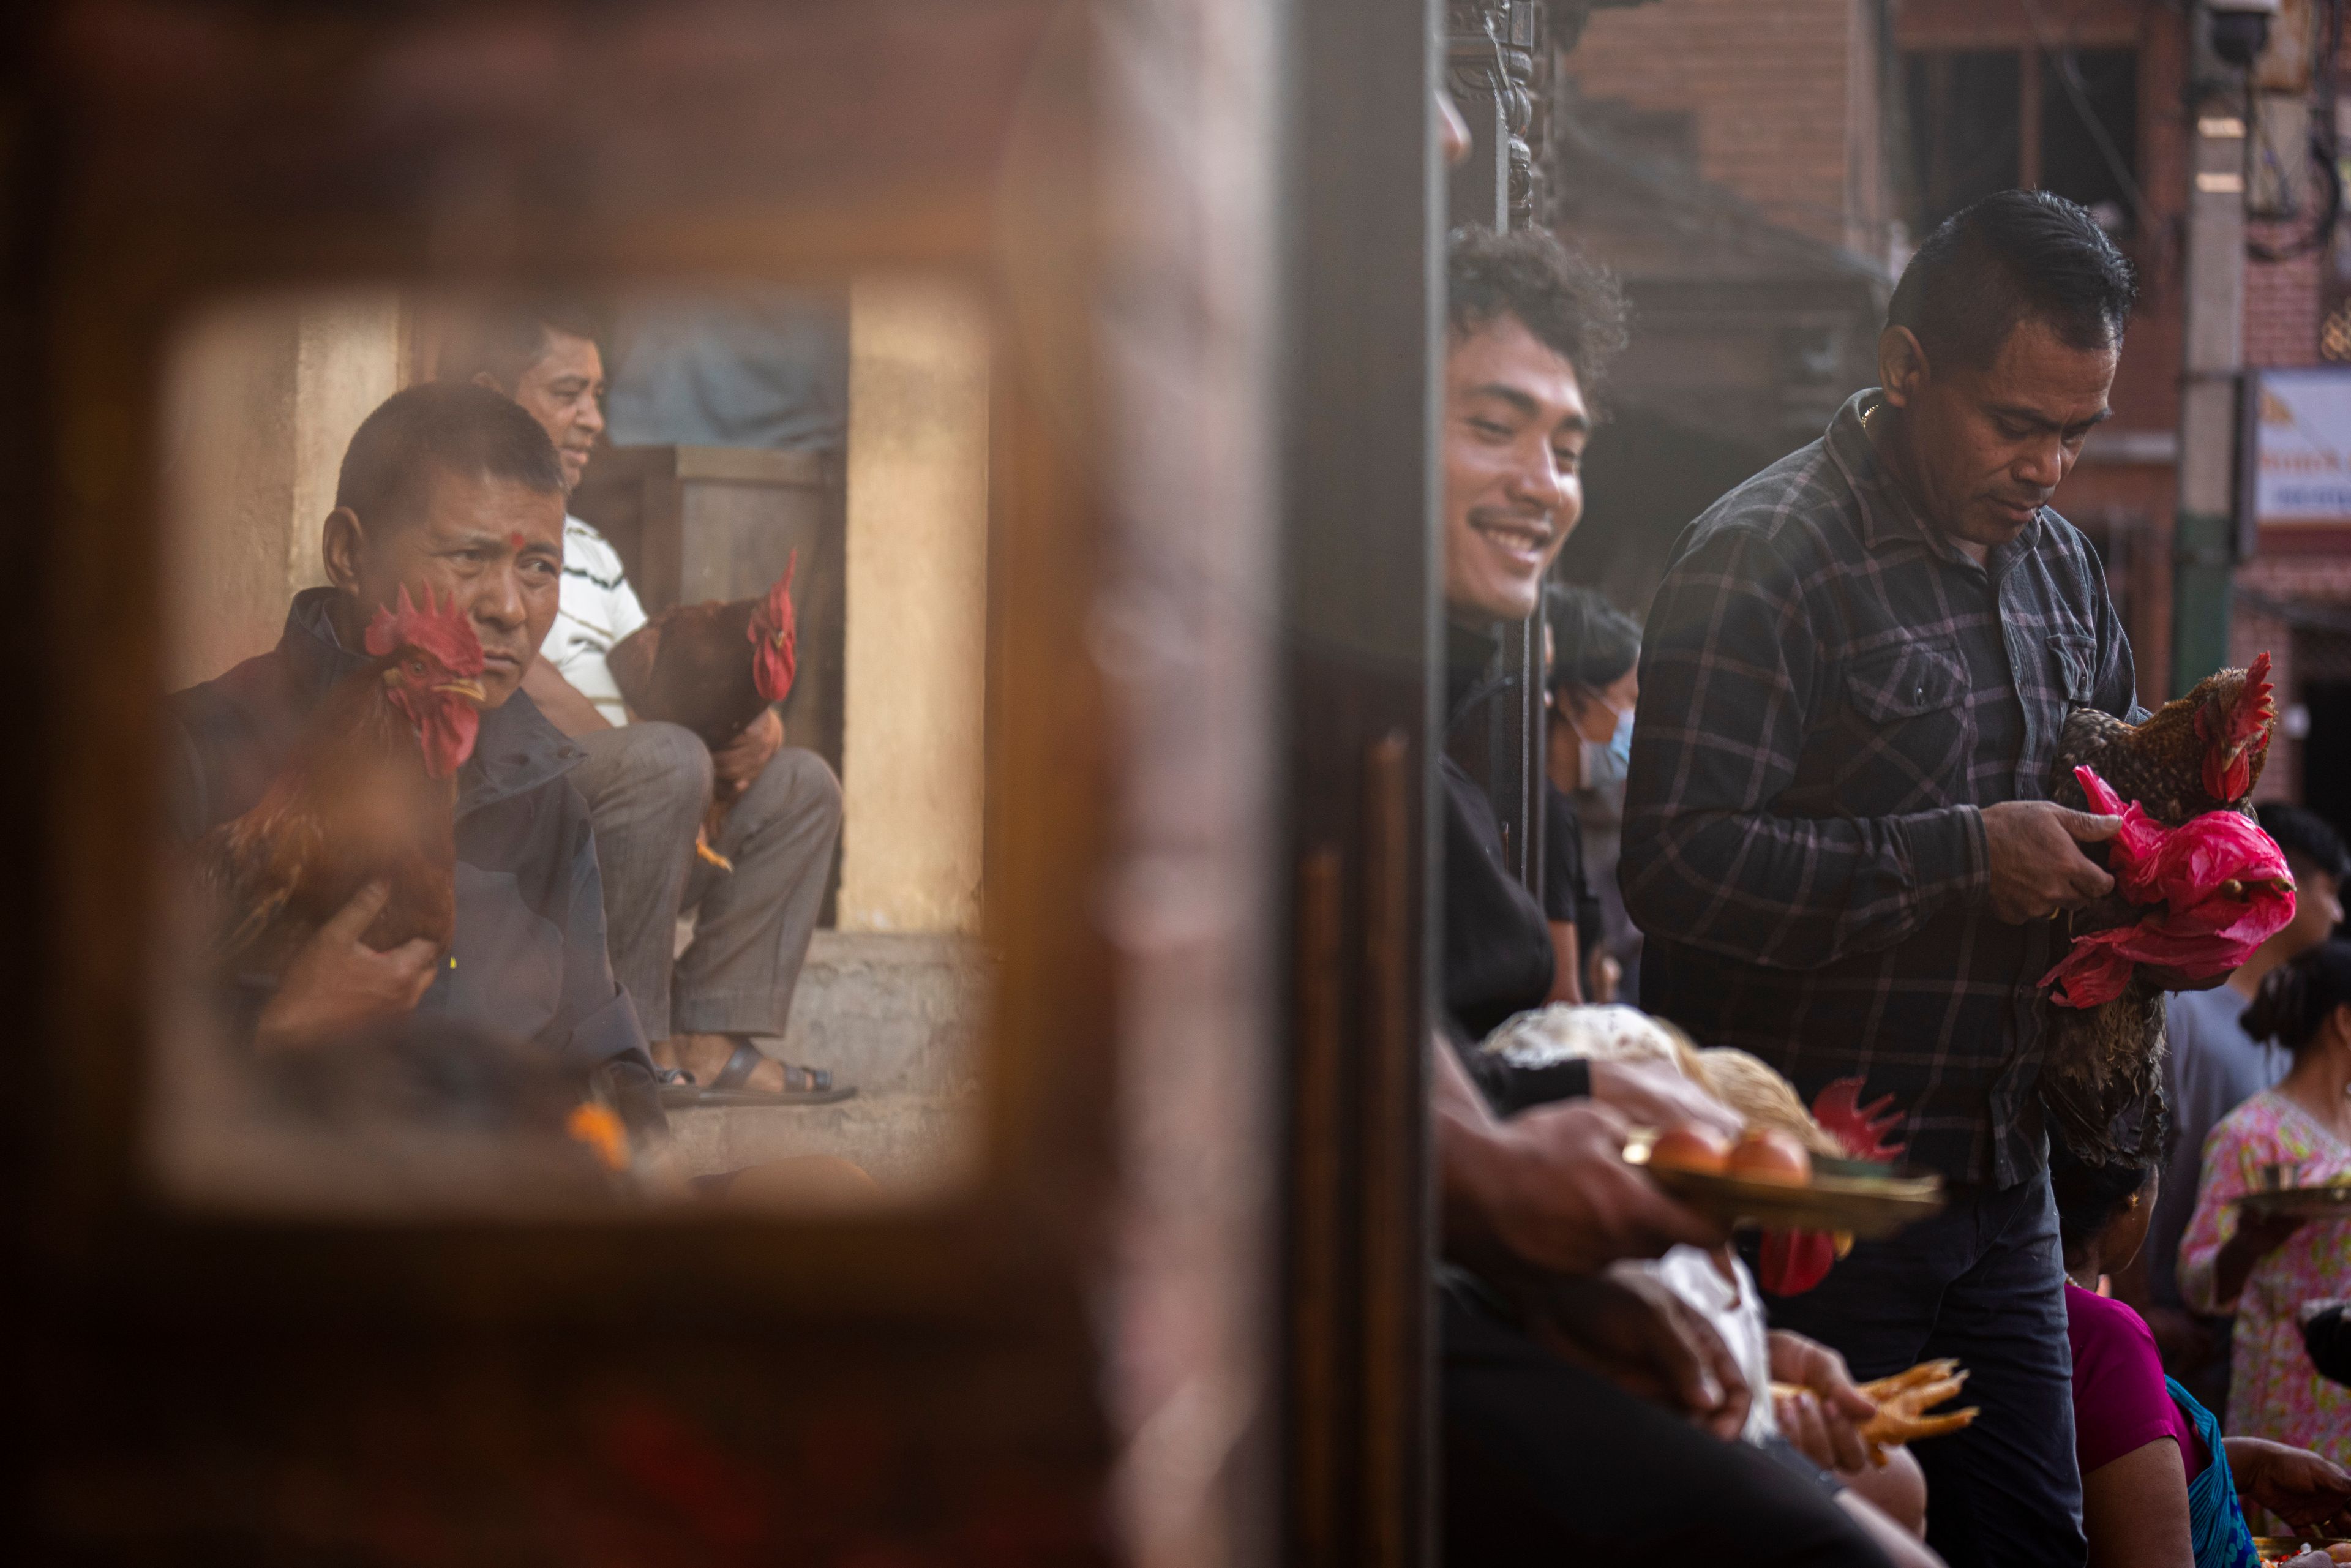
{"left": 166, "top": 588, "right": 653, "bottom": 1077}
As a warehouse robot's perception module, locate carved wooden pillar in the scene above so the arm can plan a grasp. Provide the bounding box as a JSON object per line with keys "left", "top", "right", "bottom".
{"left": 1444, "top": 0, "right": 1548, "bottom": 897}
{"left": 1445, "top": 1, "right": 1545, "bottom": 233}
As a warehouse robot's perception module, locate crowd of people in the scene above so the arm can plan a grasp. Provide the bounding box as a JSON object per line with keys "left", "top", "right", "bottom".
{"left": 150, "top": 100, "right": 2351, "bottom": 1564}
{"left": 1432, "top": 190, "right": 2351, "bottom": 1567}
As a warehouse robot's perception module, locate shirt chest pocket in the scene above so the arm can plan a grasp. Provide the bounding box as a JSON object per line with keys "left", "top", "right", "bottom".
{"left": 1835, "top": 635, "right": 1974, "bottom": 810}
{"left": 1846, "top": 636, "right": 1967, "bottom": 721}
{"left": 2047, "top": 632, "right": 2099, "bottom": 706}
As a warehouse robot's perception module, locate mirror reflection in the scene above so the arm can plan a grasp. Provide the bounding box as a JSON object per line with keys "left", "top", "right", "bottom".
{"left": 152, "top": 282, "right": 992, "bottom": 1216}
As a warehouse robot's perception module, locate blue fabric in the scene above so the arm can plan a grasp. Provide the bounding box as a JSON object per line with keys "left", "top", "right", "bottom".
{"left": 2173, "top": 1378, "right": 2260, "bottom": 1568}
{"left": 604, "top": 288, "right": 848, "bottom": 452}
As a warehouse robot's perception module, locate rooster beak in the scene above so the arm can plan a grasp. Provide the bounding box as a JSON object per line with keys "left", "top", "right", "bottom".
{"left": 433, "top": 679, "right": 488, "bottom": 704}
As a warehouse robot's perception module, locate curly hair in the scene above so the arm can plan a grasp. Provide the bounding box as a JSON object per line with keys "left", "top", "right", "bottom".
{"left": 1447, "top": 224, "right": 1630, "bottom": 399}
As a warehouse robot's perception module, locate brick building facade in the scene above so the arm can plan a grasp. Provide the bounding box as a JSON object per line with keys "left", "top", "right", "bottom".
{"left": 1561, "top": 0, "right": 2351, "bottom": 825}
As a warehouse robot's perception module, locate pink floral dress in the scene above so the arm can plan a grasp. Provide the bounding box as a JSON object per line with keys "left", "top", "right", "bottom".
{"left": 2178, "top": 1088, "right": 2351, "bottom": 1462}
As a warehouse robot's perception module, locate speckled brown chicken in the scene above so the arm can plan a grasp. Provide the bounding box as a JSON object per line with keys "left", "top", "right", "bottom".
{"left": 2040, "top": 654, "right": 2277, "bottom": 1165}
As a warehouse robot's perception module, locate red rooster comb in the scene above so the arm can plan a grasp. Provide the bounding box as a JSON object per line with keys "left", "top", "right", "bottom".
{"left": 1811, "top": 1077, "right": 1908, "bottom": 1163}
{"left": 757, "top": 552, "right": 798, "bottom": 630}
{"left": 2232, "top": 650, "right": 2276, "bottom": 743}
{"left": 1760, "top": 1079, "right": 1911, "bottom": 1297}
{"left": 2195, "top": 651, "right": 2278, "bottom": 804}
{"left": 747, "top": 551, "right": 799, "bottom": 705}
{"left": 364, "top": 585, "right": 485, "bottom": 676}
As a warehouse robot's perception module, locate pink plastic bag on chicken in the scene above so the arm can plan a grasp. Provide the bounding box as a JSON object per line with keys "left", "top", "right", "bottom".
{"left": 2039, "top": 765, "right": 2297, "bottom": 1009}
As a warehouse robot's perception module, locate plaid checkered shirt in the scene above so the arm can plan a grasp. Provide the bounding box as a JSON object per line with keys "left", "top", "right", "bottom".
{"left": 1621, "top": 390, "right": 2140, "bottom": 1186}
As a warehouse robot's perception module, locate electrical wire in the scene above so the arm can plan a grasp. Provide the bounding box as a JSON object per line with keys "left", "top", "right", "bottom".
{"left": 2246, "top": 0, "right": 2344, "bottom": 263}
{"left": 2017, "top": 0, "right": 2160, "bottom": 236}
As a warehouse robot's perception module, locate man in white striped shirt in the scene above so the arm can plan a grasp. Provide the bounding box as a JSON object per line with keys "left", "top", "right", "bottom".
{"left": 442, "top": 304, "right": 847, "bottom": 1103}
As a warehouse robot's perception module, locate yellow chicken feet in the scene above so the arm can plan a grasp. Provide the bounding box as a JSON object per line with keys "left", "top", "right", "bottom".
{"left": 1857, "top": 1359, "right": 1977, "bottom": 1465}
{"left": 692, "top": 829, "right": 733, "bottom": 872}
{"left": 692, "top": 799, "right": 735, "bottom": 872}
{"left": 1773, "top": 1359, "right": 1979, "bottom": 1469}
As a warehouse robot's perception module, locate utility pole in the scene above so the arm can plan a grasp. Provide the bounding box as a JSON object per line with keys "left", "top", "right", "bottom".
{"left": 2173, "top": 2, "right": 2261, "bottom": 697}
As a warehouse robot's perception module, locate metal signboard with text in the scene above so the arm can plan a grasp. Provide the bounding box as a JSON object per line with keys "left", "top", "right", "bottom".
{"left": 2254, "top": 367, "right": 2351, "bottom": 528}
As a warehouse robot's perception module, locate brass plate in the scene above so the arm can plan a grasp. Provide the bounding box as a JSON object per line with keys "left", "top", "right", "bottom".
{"left": 2252, "top": 1537, "right": 2351, "bottom": 1561}
{"left": 1621, "top": 1132, "right": 1946, "bottom": 1240}
{"left": 2238, "top": 1185, "right": 2351, "bottom": 1221}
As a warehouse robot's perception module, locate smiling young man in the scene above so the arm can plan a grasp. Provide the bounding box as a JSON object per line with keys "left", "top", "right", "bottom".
{"left": 1621, "top": 190, "right": 2149, "bottom": 1568}
{"left": 165, "top": 383, "right": 659, "bottom": 1120}
{"left": 439, "top": 306, "right": 847, "bottom": 1104}
{"left": 1428, "top": 228, "right": 1911, "bottom": 1568}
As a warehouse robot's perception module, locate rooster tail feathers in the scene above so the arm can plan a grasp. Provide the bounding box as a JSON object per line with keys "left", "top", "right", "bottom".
{"left": 2041, "top": 988, "right": 2172, "bottom": 1168}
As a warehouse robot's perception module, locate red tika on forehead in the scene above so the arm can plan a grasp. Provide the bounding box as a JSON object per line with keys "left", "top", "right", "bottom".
{"left": 364, "top": 584, "right": 486, "bottom": 675}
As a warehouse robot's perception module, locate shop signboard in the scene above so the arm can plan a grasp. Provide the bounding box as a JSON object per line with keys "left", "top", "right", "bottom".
{"left": 2254, "top": 367, "right": 2351, "bottom": 526}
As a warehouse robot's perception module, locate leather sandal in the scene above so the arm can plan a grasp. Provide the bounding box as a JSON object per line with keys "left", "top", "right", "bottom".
{"left": 659, "top": 1040, "right": 857, "bottom": 1107}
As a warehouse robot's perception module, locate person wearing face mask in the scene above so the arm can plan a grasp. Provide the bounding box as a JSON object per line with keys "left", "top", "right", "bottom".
{"left": 1543, "top": 583, "right": 1640, "bottom": 1005}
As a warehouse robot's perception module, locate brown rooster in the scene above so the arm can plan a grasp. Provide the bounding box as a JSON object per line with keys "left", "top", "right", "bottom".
{"left": 2040, "top": 653, "right": 2280, "bottom": 1164}
{"left": 204, "top": 588, "right": 487, "bottom": 976}
{"left": 604, "top": 554, "right": 798, "bottom": 869}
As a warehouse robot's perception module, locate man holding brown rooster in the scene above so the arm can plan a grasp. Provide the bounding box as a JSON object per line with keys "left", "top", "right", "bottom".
{"left": 1622, "top": 190, "right": 2197, "bottom": 1568}
{"left": 438, "top": 305, "right": 848, "bottom": 1105}
{"left": 167, "top": 383, "right": 664, "bottom": 1130}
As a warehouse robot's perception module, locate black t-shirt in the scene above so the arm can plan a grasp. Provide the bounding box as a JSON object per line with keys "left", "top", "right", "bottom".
{"left": 1442, "top": 621, "right": 1587, "bottom": 1116}
{"left": 1542, "top": 783, "right": 1601, "bottom": 942}
{"left": 1442, "top": 751, "right": 1556, "bottom": 1045}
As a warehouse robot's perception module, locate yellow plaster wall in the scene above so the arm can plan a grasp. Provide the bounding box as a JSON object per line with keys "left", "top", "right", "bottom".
{"left": 838, "top": 277, "right": 991, "bottom": 934}
{"left": 163, "top": 293, "right": 407, "bottom": 688}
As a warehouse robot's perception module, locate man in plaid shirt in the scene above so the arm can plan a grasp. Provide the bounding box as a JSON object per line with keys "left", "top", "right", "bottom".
{"left": 1623, "top": 192, "right": 2146, "bottom": 1568}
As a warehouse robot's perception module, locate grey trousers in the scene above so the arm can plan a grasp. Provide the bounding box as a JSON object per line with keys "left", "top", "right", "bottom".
{"left": 567, "top": 721, "right": 842, "bottom": 1045}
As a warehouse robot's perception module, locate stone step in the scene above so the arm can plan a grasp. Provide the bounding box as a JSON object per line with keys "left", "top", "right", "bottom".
{"left": 666, "top": 1092, "right": 975, "bottom": 1198}
{"left": 663, "top": 929, "right": 988, "bottom": 1199}
{"left": 678, "top": 928, "right": 989, "bottom": 1097}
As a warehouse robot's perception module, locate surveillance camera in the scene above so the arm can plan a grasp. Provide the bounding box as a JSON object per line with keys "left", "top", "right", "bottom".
{"left": 2208, "top": 0, "right": 2278, "bottom": 69}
